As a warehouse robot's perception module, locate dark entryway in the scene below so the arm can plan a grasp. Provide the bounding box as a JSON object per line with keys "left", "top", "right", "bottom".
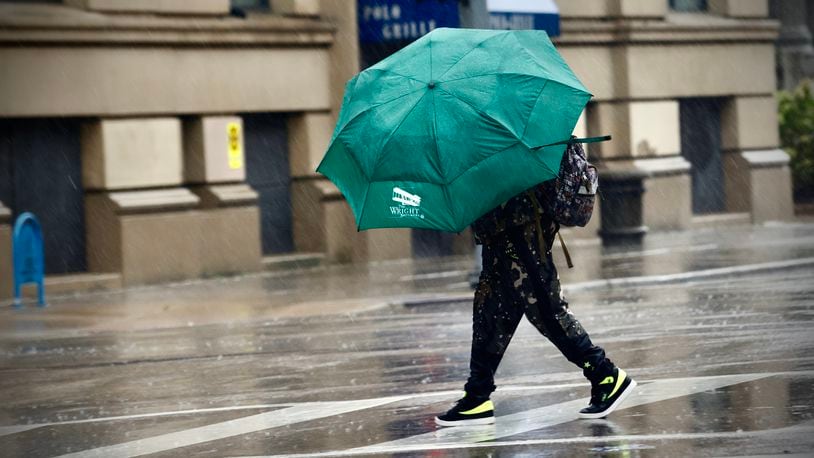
{"left": 0, "top": 119, "right": 86, "bottom": 274}
{"left": 411, "top": 229, "right": 456, "bottom": 258}
{"left": 679, "top": 98, "right": 726, "bottom": 214}
{"left": 242, "top": 113, "right": 294, "bottom": 255}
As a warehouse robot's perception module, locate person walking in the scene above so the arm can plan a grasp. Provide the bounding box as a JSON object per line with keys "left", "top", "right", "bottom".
{"left": 435, "top": 143, "right": 636, "bottom": 427}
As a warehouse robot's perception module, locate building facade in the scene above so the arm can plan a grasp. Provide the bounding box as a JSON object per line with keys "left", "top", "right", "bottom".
{"left": 557, "top": 0, "right": 792, "bottom": 240}
{"left": 0, "top": 0, "right": 362, "bottom": 299}
{"left": 0, "top": 0, "right": 795, "bottom": 300}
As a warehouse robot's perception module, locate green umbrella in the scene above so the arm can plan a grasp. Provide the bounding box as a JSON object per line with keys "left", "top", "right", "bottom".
{"left": 317, "top": 27, "right": 591, "bottom": 232}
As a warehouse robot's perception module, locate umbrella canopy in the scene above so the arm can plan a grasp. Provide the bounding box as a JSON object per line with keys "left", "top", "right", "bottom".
{"left": 317, "top": 27, "right": 591, "bottom": 232}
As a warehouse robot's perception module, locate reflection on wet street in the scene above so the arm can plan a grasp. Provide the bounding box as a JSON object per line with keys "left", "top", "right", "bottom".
{"left": 1, "top": 223, "right": 813, "bottom": 457}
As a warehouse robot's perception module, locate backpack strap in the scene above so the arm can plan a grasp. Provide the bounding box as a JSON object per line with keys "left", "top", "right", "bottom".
{"left": 525, "top": 191, "right": 547, "bottom": 260}
{"left": 557, "top": 232, "right": 574, "bottom": 269}
{"left": 526, "top": 190, "right": 574, "bottom": 268}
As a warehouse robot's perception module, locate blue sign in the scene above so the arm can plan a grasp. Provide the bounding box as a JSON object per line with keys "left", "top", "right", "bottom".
{"left": 12, "top": 212, "right": 46, "bottom": 308}
{"left": 358, "top": 0, "right": 460, "bottom": 43}
{"left": 487, "top": 0, "right": 561, "bottom": 36}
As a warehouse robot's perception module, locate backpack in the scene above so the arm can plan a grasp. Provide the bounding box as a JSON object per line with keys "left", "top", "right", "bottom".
{"left": 526, "top": 135, "right": 609, "bottom": 267}
{"left": 470, "top": 136, "right": 609, "bottom": 267}
{"left": 534, "top": 136, "right": 605, "bottom": 227}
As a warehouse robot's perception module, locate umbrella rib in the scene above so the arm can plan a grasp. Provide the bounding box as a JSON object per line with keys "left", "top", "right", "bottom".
{"left": 371, "top": 91, "right": 430, "bottom": 177}
{"left": 439, "top": 78, "right": 560, "bottom": 187}
{"left": 337, "top": 137, "right": 372, "bottom": 183}
{"left": 438, "top": 71, "right": 550, "bottom": 85}
{"left": 332, "top": 138, "right": 372, "bottom": 229}
{"left": 435, "top": 32, "right": 507, "bottom": 82}
{"left": 520, "top": 79, "right": 549, "bottom": 142}
{"left": 365, "top": 67, "right": 427, "bottom": 86}
{"left": 430, "top": 78, "right": 453, "bottom": 226}
{"left": 364, "top": 178, "right": 442, "bottom": 185}
{"left": 429, "top": 27, "right": 433, "bottom": 81}
{"left": 444, "top": 139, "right": 523, "bottom": 186}
{"left": 436, "top": 86, "right": 525, "bottom": 151}
{"left": 333, "top": 86, "right": 427, "bottom": 144}
{"left": 510, "top": 33, "right": 590, "bottom": 92}
{"left": 357, "top": 182, "right": 371, "bottom": 231}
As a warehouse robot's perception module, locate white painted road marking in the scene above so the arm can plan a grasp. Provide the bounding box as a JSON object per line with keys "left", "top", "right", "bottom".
{"left": 0, "top": 425, "right": 41, "bottom": 437}
{"left": 244, "top": 423, "right": 814, "bottom": 458}
{"left": 568, "top": 257, "right": 814, "bottom": 292}
{"left": 0, "top": 404, "right": 299, "bottom": 438}
{"left": 247, "top": 373, "right": 770, "bottom": 458}
{"left": 13, "top": 372, "right": 790, "bottom": 458}
{"left": 258, "top": 426, "right": 814, "bottom": 457}
{"left": 0, "top": 383, "right": 593, "bottom": 439}
{"left": 599, "top": 243, "right": 719, "bottom": 260}
{"left": 54, "top": 396, "right": 411, "bottom": 458}
{"left": 402, "top": 257, "right": 814, "bottom": 305}
{"left": 400, "top": 269, "right": 470, "bottom": 282}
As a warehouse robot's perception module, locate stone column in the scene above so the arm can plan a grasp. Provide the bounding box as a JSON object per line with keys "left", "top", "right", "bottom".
{"left": 771, "top": 0, "right": 814, "bottom": 90}
{"left": 611, "top": 0, "right": 668, "bottom": 18}
{"left": 558, "top": 0, "right": 667, "bottom": 18}
{"left": 288, "top": 0, "right": 412, "bottom": 263}
{"left": 82, "top": 117, "right": 206, "bottom": 285}
{"left": 289, "top": 112, "right": 360, "bottom": 263}
{"left": 65, "top": 0, "right": 229, "bottom": 15}
{"left": 809, "top": 2, "right": 814, "bottom": 54}
{"left": 183, "top": 116, "right": 262, "bottom": 275}
{"left": 721, "top": 96, "right": 794, "bottom": 222}
{"left": 590, "top": 100, "right": 693, "bottom": 231}
{"left": 272, "top": 0, "right": 320, "bottom": 16}
{"left": 288, "top": 112, "right": 412, "bottom": 263}
{"left": 0, "top": 201, "right": 11, "bottom": 301}
{"left": 709, "top": 0, "right": 769, "bottom": 17}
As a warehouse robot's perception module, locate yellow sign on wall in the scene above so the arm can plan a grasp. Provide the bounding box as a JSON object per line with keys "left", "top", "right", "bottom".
{"left": 227, "top": 122, "right": 243, "bottom": 170}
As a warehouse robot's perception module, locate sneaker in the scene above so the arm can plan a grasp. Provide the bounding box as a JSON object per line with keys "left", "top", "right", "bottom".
{"left": 435, "top": 394, "right": 495, "bottom": 427}
{"left": 579, "top": 368, "right": 637, "bottom": 419}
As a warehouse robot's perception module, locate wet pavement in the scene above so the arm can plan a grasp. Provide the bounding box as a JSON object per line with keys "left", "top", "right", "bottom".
{"left": 1, "top": 222, "right": 814, "bottom": 457}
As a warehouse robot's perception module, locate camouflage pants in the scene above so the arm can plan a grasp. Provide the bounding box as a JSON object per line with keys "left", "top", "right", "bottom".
{"left": 464, "top": 223, "right": 612, "bottom": 397}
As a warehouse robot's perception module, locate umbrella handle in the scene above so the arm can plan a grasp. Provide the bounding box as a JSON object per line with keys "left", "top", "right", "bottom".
{"left": 532, "top": 135, "right": 612, "bottom": 150}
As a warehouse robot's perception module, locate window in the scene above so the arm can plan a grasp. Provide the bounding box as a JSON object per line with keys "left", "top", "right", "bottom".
{"left": 679, "top": 98, "right": 726, "bottom": 214}
{"left": 0, "top": 119, "right": 87, "bottom": 274}
{"left": 230, "top": 0, "right": 269, "bottom": 11}
{"left": 669, "top": 0, "right": 707, "bottom": 12}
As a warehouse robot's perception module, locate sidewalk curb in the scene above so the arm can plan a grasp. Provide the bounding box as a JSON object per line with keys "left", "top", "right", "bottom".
{"left": 398, "top": 257, "right": 814, "bottom": 307}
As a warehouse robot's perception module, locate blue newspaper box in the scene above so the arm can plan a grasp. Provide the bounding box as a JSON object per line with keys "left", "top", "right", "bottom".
{"left": 12, "top": 212, "right": 46, "bottom": 308}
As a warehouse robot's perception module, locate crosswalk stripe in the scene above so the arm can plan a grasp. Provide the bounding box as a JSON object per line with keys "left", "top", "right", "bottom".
{"left": 249, "top": 373, "right": 769, "bottom": 458}
{"left": 53, "top": 396, "right": 410, "bottom": 458}
{"left": 28, "top": 372, "right": 784, "bottom": 457}
{"left": 251, "top": 423, "right": 814, "bottom": 458}
{"left": 0, "top": 404, "right": 297, "bottom": 438}
{"left": 0, "top": 425, "right": 40, "bottom": 437}
{"left": 1, "top": 382, "right": 603, "bottom": 439}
